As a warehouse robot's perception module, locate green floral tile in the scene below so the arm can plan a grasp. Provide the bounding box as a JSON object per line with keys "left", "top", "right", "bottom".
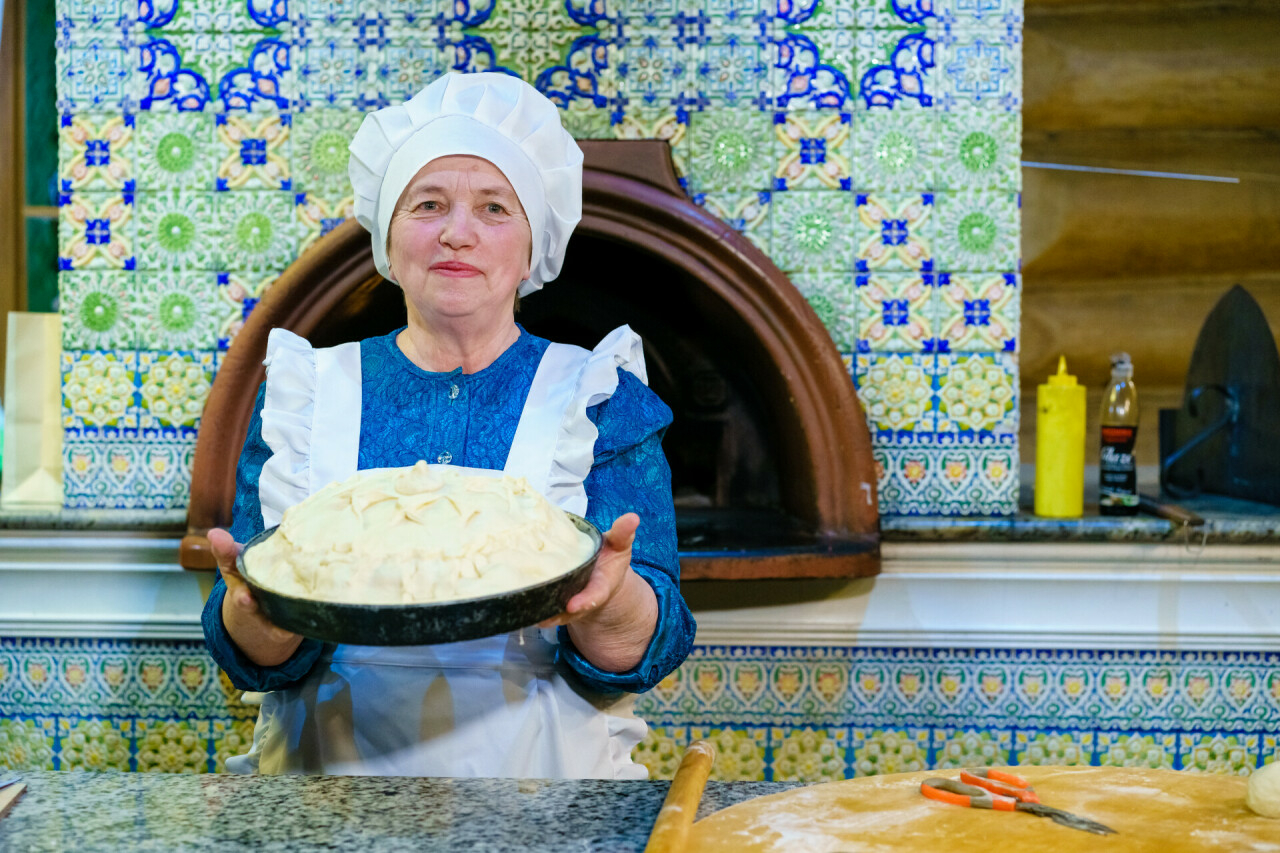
{"left": 855, "top": 353, "right": 935, "bottom": 434}
{"left": 932, "top": 728, "right": 1011, "bottom": 770}
{"left": 137, "top": 351, "right": 215, "bottom": 430}
{"left": 136, "top": 273, "right": 222, "bottom": 351}
{"left": 769, "top": 190, "right": 852, "bottom": 273}
{"left": 934, "top": 190, "right": 1018, "bottom": 273}
{"left": 135, "top": 190, "right": 218, "bottom": 270}
{"left": 852, "top": 728, "right": 929, "bottom": 777}
{"left": 560, "top": 100, "right": 614, "bottom": 140}
{"left": 215, "top": 115, "right": 291, "bottom": 191}
{"left": 134, "top": 112, "right": 216, "bottom": 191}
{"left": 1015, "top": 730, "right": 1093, "bottom": 766}
{"left": 632, "top": 725, "right": 691, "bottom": 781}
{"left": 855, "top": 272, "right": 933, "bottom": 352}
{"left": 793, "top": 272, "right": 857, "bottom": 351}
{"left": 58, "top": 113, "right": 134, "bottom": 193}
{"left": 687, "top": 108, "right": 774, "bottom": 193}
{"left": 61, "top": 350, "right": 139, "bottom": 430}
{"left": 938, "top": 112, "right": 1020, "bottom": 192}
{"left": 1096, "top": 732, "right": 1176, "bottom": 770}
{"left": 853, "top": 110, "right": 936, "bottom": 194}
{"left": 297, "top": 193, "right": 355, "bottom": 255}
{"left": 934, "top": 272, "right": 1017, "bottom": 352}
{"left": 855, "top": 193, "right": 933, "bottom": 272}
{"left": 0, "top": 718, "right": 56, "bottom": 771}
{"left": 690, "top": 726, "right": 767, "bottom": 781}
{"left": 59, "top": 717, "right": 132, "bottom": 771}
{"left": 59, "top": 192, "right": 135, "bottom": 270}
{"left": 61, "top": 270, "right": 138, "bottom": 351}
{"left": 136, "top": 719, "right": 210, "bottom": 773}
{"left": 770, "top": 727, "right": 849, "bottom": 782}
{"left": 1179, "top": 734, "right": 1259, "bottom": 775}
{"left": 773, "top": 110, "right": 852, "bottom": 191}
{"left": 291, "top": 110, "right": 360, "bottom": 196}
{"left": 934, "top": 352, "right": 1017, "bottom": 435}
{"left": 218, "top": 190, "right": 298, "bottom": 271}
{"left": 699, "top": 189, "right": 771, "bottom": 254}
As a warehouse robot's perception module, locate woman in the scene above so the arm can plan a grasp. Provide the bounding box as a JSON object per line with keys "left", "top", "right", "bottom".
{"left": 201, "top": 72, "right": 696, "bottom": 778}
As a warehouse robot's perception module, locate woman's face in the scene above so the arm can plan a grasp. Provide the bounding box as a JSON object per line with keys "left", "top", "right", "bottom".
{"left": 387, "top": 155, "right": 532, "bottom": 327}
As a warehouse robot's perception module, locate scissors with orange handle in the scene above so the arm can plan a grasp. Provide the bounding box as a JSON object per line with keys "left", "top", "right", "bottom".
{"left": 920, "top": 769, "right": 1117, "bottom": 836}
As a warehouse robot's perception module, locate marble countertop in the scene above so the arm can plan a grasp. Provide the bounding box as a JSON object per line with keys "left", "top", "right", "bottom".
{"left": 0, "top": 771, "right": 800, "bottom": 852}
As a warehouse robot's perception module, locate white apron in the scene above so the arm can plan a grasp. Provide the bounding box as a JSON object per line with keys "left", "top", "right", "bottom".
{"left": 226, "top": 326, "right": 651, "bottom": 779}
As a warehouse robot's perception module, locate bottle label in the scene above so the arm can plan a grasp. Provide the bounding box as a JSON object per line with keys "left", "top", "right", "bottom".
{"left": 1100, "top": 425, "right": 1139, "bottom": 507}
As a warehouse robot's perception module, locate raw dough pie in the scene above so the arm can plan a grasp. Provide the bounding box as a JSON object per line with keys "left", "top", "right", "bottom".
{"left": 244, "top": 461, "right": 595, "bottom": 604}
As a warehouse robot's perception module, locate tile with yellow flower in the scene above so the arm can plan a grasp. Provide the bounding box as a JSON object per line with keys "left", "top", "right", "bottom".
{"left": 1096, "top": 732, "right": 1175, "bottom": 770}
{"left": 19, "top": 655, "right": 55, "bottom": 701}
{"left": 852, "top": 728, "right": 928, "bottom": 777}
{"left": 934, "top": 353, "right": 1017, "bottom": 435}
{"left": 1141, "top": 667, "right": 1175, "bottom": 709}
{"left": 632, "top": 726, "right": 690, "bottom": 781}
{"left": 934, "top": 667, "right": 968, "bottom": 707}
{"left": 58, "top": 192, "right": 135, "bottom": 270}
{"left": 0, "top": 652, "right": 13, "bottom": 694}
{"left": 1225, "top": 670, "right": 1259, "bottom": 710}
{"left": 0, "top": 718, "right": 56, "bottom": 771}
{"left": 689, "top": 661, "right": 729, "bottom": 706}
{"left": 728, "top": 662, "right": 767, "bottom": 707}
{"left": 771, "top": 727, "right": 849, "bottom": 783}
{"left": 811, "top": 663, "right": 850, "bottom": 710}
{"left": 59, "top": 656, "right": 96, "bottom": 700}
{"left": 931, "top": 728, "right": 1010, "bottom": 770}
{"left": 1015, "top": 730, "right": 1093, "bottom": 767}
{"left": 216, "top": 115, "right": 290, "bottom": 191}
{"left": 136, "top": 719, "right": 211, "bottom": 773}
{"left": 851, "top": 665, "right": 887, "bottom": 708}
{"left": 770, "top": 663, "right": 808, "bottom": 709}
{"left": 773, "top": 111, "right": 852, "bottom": 191}
{"left": 61, "top": 350, "right": 138, "bottom": 429}
{"left": 855, "top": 354, "right": 936, "bottom": 435}
{"left": 1178, "top": 733, "right": 1258, "bottom": 775}
{"left": 1181, "top": 669, "right": 1216, "bottom": 709}
{"left": 1055, "top": 668, "right": 1093, "bottom": 708}
{"left": 59, "top": 114, "right": 134, "bottom": 192}
{"left": 934, "top": 273, "right": 1018, "bottom": 353}
{"left": 856, "top": 272, "right": 934, "bottom": 352}
{"left": 1098, "top": 668, "right": 1133, "bottom": 709}
{"left": 59, "top": 717, "right": 133, "bottom": 771}
{"left": 1014, "top": 668, "right": 1049, "bottom": 709}
{"left": 855, "top": 194, "right": 933, "bottom": 272}
{"left": 690, "top": 727, "right": 767, "bottom": 781}
{"left": 137, "top": 350, "right": 214, "bottom": 431}
{"left": 1262, "top": 735, "right": 1279, "bottom": 767}
{"left": 296, "top": 193, "right": 355, "bottom": 255}
{"left": 213, "top": 718, "right": 258, "bottom": 773}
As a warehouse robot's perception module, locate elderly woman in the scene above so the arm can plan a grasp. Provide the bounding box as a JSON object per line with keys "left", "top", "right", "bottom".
{"left": 201, "top": 72, "right": 696, "bottom": 778}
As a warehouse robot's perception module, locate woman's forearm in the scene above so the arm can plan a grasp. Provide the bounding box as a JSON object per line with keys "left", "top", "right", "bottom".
{"left": 565, "top": 568, "right": 658, "bottom": 672}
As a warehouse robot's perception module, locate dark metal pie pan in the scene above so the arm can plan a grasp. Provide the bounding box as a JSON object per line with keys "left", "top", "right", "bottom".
{"left": 235, "top": 514, "right": 602, "bottom": 646}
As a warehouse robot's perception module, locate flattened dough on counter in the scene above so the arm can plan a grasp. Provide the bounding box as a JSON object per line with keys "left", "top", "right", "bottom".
{"left": 688, "top": 766, "right": 1280, "bottom": 853}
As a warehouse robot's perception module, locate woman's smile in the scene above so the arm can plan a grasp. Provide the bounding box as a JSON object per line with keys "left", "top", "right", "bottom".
{"left": 430, "top": 260, "right": 482, "bottom": 277}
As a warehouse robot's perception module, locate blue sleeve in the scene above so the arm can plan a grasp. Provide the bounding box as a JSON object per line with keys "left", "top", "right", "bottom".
{"left": 201, "top": 382, "right": 325, "bottom": 692}
{"left": 556, "top": 370, "right": 696, "bottom": 694}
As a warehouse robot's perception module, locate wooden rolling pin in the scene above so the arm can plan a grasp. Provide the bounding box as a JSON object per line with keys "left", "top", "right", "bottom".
{"left": 645, "top": 741, "right": 716, "bottom": 853}
{"left": 0, "top": 779, "right": 26, "bottom": 823}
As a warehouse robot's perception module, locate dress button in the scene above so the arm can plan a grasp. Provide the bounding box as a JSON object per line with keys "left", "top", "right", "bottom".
{"left": 448, "top": 383, "right": 460, "bottom": 400}
{"left": 437, "top": 451, "right": 452, "bottom": 464}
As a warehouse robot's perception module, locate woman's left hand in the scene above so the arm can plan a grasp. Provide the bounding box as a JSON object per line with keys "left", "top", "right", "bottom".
{"left": 538, "top": 512, "right": 659, "bottom": 673}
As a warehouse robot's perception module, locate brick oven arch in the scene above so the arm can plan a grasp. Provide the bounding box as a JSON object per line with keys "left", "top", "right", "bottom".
{"left": 181, "top": 141, "right": 879, "bottom": 578}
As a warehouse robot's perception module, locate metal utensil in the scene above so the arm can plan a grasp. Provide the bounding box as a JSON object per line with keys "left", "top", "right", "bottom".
{"left": 921, "top": 773, "right": 1117, "bottom": 836}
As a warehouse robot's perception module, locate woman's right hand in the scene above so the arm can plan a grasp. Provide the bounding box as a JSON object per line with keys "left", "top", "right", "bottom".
{"left": 211, "top": 527, "right": 305, "bottom": 667}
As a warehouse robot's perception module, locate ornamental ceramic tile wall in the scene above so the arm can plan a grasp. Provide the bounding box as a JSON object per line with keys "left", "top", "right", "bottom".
{"left": 3, "top": 640, "right": 1276, "bottom": 778}
{"left": 55, "top": 0, "right": 1021, "bottom": 513}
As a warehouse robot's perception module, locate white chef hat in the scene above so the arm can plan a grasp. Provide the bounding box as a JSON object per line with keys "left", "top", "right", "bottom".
{"left": 348, "top": 72, "right": 583, "bottom": 296}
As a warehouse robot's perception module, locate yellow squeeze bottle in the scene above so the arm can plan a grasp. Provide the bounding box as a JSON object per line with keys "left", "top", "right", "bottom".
{"left": 1035, "top": 356, "right": 1086, "bottom": 518}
